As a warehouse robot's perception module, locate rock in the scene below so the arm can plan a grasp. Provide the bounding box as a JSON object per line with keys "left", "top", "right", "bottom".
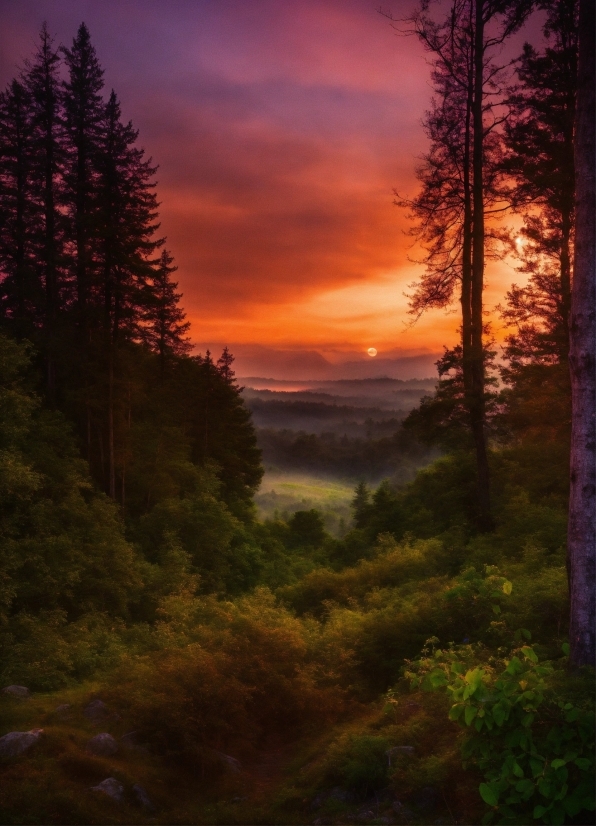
{"left": 132, "top": 783, "right": 154, "bottom": 811}
{"left": 2, "top": 685, "right": 30, "bottom": 699}
{"left": 83, "top": 698, "right": 109, "bottom": 722}
{"left": 90, "top": 777, "right": 124, "bottom": 803}
{"left": 311, "top": 787, "right": 355, "bottom": 810}
{"left": 213, "top": 749, "right": 241, "bottom": 773}
{"left": 55, "top": 703, "right": 71, "bottom": 715}
{"left": 0, "top": 729, "right": 43, "bottom": 758}
{"left": 86, "top": 732, "right": 118, "bottom": 757}
{"left": 119, "top": 731, "right": 148, "bottom": 753}
{"left": 386, "top": 745, "right": 414, "bottom": 764}
{"left": 411, "top": 785, "right": 438, "bottom": 812}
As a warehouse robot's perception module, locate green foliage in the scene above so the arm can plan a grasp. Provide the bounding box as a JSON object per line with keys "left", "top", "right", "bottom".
{"left": 325, "top": 733, "right": 390, "bottom": 796}
{"left": 408, "top": 639, "right": 595, "bottom": 824}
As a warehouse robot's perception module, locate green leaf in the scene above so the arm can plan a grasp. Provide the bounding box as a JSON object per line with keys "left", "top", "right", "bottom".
{"left": 512, "top": 762, "right": 524, "bottom": 778}
{"left": 521, "top": 646, "right": 538, "bottom": 663}
{"left": 530, "top": 758, "right": 544, "bottom": 777}
{"left": 492, "top": 703, "right": 508, "bottom": 727}
{"left": 479, "top": 783, "right": 499, "bottom": 807}
{"left": 492, "top": 604, "right": 501, "bottom": 615}
{"left": 506, "top": 656, "right": 523, "bottom": 675}
{"left": 561, "top": 642, "right": 570, "bottom": 656}
{"left": 573, "top": 757, "right": 591, "bottom": 771}
{"left": 449, "top": 703, "right": 465, "bottom": 721}
{"left": 538, "top": 779, "right": 553, "bottom": 798}
{"left": 515, "top": 779, "right": 534, "bottom": 798}
{"left": 550, "top": 759, "right": 566, "bottom": 769}
{"left": 533, "top": 804, "right": 548, "bottom": 819}
{"left": 465, "top": 705, "right": 478, "bottom": 725}
{"left": 502, "top": 580, "right": 513, "bottom": 595}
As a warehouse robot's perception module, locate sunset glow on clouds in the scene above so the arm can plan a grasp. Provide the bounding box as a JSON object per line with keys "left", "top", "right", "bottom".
{"left": 1, "top": 0, "right": 532, "bottom": 376}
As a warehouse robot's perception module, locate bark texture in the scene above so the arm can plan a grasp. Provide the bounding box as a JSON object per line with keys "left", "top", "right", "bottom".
{"left": 568, "top": 0, "right": 595, "bottom": 668}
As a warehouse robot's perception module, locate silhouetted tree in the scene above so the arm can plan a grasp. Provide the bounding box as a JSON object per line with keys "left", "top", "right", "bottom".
{"left": 502, "top": 0, "right": 578, "bottom": 368}
{"left": 140, "top": 249, "right": 190, "bottom": 372}
{"left": 390, "top": 0, "right": 533, "bottom": 529}
{"left": 0, "top": 79, "right": 40, "bottom": 331}
{"left": 25, "top": 23, "right": 65, "bottom": 392}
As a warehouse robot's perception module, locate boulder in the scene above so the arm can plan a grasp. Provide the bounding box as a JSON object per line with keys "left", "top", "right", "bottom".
{"left": 83, "top": 699, "right": 108, "bottom": 722}
{"left": 55, "top": 703, "right": 71, "bottom": 715}
{"left": 119, "top": 731, "right": 148, "bottom": 753}
{"left": 2, "top": 685, "right": 30, "bottom": 699}
{"left": 410, "top": 785, "right": 438, "bottom": 812}
{"left": 0, "top": 729, "right": 43, "bottom": 758}
{"left": 213, "top": 749, "right": 241, "bottom": 773}
{"left": 386, "top": 746, "right": 414, "bottom": 765}
{"left": 132, "top": 783, "right": 155, "bottom": 811}
{"left": 86, "top": 732, "right": 118, "bottom": 757}
{"left": 90, "top": 777, "right": 124, "bottom": 803}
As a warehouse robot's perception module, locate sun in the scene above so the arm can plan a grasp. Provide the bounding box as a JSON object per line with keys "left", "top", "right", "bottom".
{"left": 367, "top": 347, "right": 377, "bottom": 357}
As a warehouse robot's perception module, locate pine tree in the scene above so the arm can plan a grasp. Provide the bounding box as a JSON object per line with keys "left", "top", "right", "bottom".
{"left": 502, "top": 0, "right": 578, "bottom": 368}
{"left": 61, "top": 23, "right": 104, "bottom": 333}
{"left": 217, "top": 346, "right": 238, "bottom": 386}
{"left": 390, "top": 0, "right": 533, "bottom": 529}
{"left": 0, "top": 79, "right": 41, "bottom": 331}
{"left": 24, "top": 23, "right": 65, "bottom": 392}
{"left": 139, "top": 249, "right": 190, "bottom": 372}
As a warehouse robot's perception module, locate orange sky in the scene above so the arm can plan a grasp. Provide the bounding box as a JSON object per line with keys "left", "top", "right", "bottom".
{"left": 1, "top": 0, "right": 538, "bottom": 376}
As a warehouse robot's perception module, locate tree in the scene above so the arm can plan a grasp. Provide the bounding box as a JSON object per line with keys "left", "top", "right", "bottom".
{"left": 567, "top": 0, "right": 595, "bottom": 668}
{"left": 0, "top": 79, "right": 40, "bottom": 332}
{"left": 140, "top": 249, "right": 190, "bottom": 372}
{"left": 390, "top": 0, "right": 533, "bottom": 528}
{"left": 502, "top": 0, "right": 578, "bottom": 368}
{"left": 25, "top": 23, "right": 65, "bottom": 393}
{"left": 61, "top": 23, "right": 104, "bottom": 334}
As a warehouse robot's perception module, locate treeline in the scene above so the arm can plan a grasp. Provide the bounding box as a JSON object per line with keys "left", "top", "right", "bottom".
{"left": 0, "top": 23, "right": 262, "bottom": 513}
{"left": 258, "top": 427, "right": 434, "bottom": 483}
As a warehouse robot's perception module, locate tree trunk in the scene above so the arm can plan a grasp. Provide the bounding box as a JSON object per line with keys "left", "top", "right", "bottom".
{"left": 470, "top": 0, "right": 492, "bottom": 529}
{"left": 568, "top": 0, "right": 595, "bottom": 668}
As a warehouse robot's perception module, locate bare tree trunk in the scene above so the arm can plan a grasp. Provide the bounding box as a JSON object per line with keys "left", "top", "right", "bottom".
{"left": 568, "top": 0, "right": 595, "bottom": 668}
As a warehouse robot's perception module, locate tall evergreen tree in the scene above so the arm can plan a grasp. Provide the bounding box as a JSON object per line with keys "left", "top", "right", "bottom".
{"left": 0, "top": 79, "right": 40, "bottom": 331}
{"left": 139, "top": 249, "right": 190, "bottom": 372}
{"left": 24, "top": 23, "right": 65, "bottom": 392}
{"left": 61, "top": 23, "right": 104, "bottom": 333}
{"left": 502, "top": 0, "right": 578, "bottom": 368}
{"left": 390, "top": 0, "right": 533, "bottom": 529}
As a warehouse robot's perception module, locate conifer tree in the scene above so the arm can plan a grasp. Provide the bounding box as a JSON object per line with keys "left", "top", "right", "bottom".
{"left": 502, "top": 0, "right": 578, "bottom": 368}
{"left": 140, "top": 249, "right": 190, "bottom": 372}
{"left": 391, "top": 0, "right": 533, "bottom": 529}
{"left": 61, "top": 23, "right": 104, "bottom": 332}
{"left": 0, "top": 79, "right": 40, "bottom": 331}
{"left": 24, "top": 23, "right": 64, "bottom": 391}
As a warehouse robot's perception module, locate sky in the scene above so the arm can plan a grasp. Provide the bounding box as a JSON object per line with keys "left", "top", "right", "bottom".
{"left": 0, "top": 0, "right": 539, "bottom": 378}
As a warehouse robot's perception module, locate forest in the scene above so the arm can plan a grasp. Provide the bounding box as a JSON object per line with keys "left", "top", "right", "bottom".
{"left": 0, "top": 2, "right": 594, "bottom": 825}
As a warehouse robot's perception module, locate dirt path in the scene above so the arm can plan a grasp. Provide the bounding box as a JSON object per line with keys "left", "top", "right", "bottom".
{"left": 244, "top": 741, "right": 298, "bottom": 801}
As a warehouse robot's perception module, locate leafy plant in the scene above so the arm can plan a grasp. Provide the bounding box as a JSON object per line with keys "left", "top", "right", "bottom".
{"left": 407, "top": 636, "right": 594, "bottom": 824}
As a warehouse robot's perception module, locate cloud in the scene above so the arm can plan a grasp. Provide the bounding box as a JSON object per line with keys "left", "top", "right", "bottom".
{"left": 1, "top": 0, "right": 517, "bottom": 357}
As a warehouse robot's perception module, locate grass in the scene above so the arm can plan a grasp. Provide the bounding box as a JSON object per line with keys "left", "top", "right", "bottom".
{"left": 255, "top": 471, "right": 355, "bottom": 536}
